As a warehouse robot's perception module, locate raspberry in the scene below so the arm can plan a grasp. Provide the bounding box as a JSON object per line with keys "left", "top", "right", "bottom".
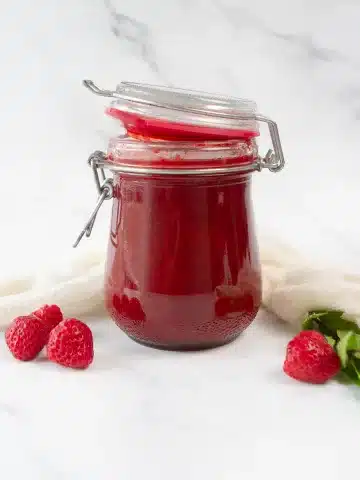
{"left": 32, "top": 304, "right": 63, "bottom": 332}
{"left": 47, "top": 319, "right": 94, "bottom": 369}
{"left": 5, "top": 315, "right": 48, "bottom": 361}
{"left": 283, "top": 330, "right": 341, "bottom": 384}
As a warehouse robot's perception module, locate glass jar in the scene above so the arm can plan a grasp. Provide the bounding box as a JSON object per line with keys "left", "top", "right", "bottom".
{"left": 75, "top": 80, "right": 285, "bottom": 350}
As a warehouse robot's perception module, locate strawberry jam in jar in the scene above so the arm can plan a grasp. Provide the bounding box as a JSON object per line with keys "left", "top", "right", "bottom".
{"left": 75, "top": 80, "right": 285, "bottom": 350}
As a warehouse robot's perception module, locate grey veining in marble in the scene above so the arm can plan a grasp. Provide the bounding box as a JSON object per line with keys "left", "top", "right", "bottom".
{"left": 0, "top": 0, "right": 360, "bottom": 478}
{"left": 105, "top": 0, "right": 162, "bottom": 78}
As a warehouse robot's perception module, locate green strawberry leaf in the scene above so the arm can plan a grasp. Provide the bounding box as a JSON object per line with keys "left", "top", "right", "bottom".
{"left": 336, "top": 331, "right": 355, "bottom": 368}
{"left": 340, "top": 360, "right": 360, "bottom": 386}
{"left": 313, "top": 310, "right": 357, "bottom": 332}
{"left": 336, "top": 371, "right": 354, "bottom": 384}
{"left": 337, "top": 355, "right": 360, "bottom": 386}
{"left": 337, "top": 330, "right": 348, "bottom": 340}
{"left": 302, "top": 311, "right": 328, "bottom": 331}
{"left": 310, "top": 309, "right": 344, "bottom": 316}
{"left": 349, "top": 359, "right": 360, "bottom": 386}
{"left": 321, "top": 314, "right": 360, "bottom": 334}
{"left": 301, "top": 309, "right": 360, "bottom": 387}
{"left": 339, "top": 331, "right": 360, "bottom": 351}
{"left": 302, "top": 310, "right": 360, "bottom": 338}
{"left": 352, "top": 357, "right": 360, "bottom": 376}
{"left": 325, "top": 335, "right": 336, "bottom": 347}
{"left": 317, "top": 322, "right": 338, "bottom": 338}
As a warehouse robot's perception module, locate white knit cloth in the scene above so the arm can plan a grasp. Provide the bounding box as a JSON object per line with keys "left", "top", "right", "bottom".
{"left": 0, "top": 238, "right": 359, "bottom": 330}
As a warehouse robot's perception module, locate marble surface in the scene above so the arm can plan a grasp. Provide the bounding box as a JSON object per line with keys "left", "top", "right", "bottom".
{"left": 1, "top": 0, "right": 360, "bottom": 478}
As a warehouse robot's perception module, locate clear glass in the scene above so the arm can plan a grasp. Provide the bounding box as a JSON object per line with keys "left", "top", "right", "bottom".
{"left": 104, "top": 140, "right": 261, "bottom": 350}
{"left": 106, "top": 81, "right": 259, "bottom": 141}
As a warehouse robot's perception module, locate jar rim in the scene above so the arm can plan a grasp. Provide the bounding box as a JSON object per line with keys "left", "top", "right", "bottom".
{"left": 105, "top": 135, "right": 259, "bottom": 174}
{"left": 108, "top": 135, "right": 256, "bottom": 152}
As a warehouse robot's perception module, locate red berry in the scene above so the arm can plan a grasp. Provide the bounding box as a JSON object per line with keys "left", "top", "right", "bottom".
{"left": 5, "top": 315, "right": 48, "bottom": 361}
{"left": 283, "top": 330, "right": 341, "bottom": 384}
{"left": 47, "top": 319, "right": 94, "bottom": 369}
{"left": 32, "top": 304, "right": 63, "bottom": 331}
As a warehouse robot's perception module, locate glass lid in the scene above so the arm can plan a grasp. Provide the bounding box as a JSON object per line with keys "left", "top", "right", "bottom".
{"left": 83, "top": 79, "right": 260, "bottom": 140}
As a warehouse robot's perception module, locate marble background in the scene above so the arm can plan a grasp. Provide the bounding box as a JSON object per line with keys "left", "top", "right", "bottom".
{"left": 1, "top": 0, "right": 360, "bottom": 275}
{"left": 0, "top": 0, "right": 360, "bottom": 479}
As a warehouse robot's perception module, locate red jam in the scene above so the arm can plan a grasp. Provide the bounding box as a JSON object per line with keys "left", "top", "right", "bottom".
{"left": 104, "top": 161, "right": 262, "bottom": 350}
{"left": 79, "top": 79, "right": 284, "bottom": 350}
{"left": 106, "top": 108, "right": 259, "bottom": 142}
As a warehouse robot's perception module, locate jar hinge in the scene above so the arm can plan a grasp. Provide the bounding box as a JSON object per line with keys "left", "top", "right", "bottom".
{"left": 73, "top": 151, "right": 113, "bottom": 248}
{"left": 255, "top": 115, "right": 285, "bottom": 172}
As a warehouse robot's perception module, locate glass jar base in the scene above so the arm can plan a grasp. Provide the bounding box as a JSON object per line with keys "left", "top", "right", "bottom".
{"left": 126, "top": 333, "right": 241, "bottom": 352}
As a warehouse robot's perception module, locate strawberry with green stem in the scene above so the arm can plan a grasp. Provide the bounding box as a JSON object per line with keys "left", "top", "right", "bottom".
{"left": 284, "top": 309, "right": 360, "bottom": 386}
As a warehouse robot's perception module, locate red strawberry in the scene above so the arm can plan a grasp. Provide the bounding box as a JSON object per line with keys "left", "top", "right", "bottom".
{"left": 283, "top": 330, "right": 341, "bottom": 384}
{"left": 47, "top": 318, "right": 94, "bottom": 369}
{"left": 32, "top": 304, "right": 63, "bottom": 332}
{"left": 5, "top": 315, "right": 48, "bottom": 361}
